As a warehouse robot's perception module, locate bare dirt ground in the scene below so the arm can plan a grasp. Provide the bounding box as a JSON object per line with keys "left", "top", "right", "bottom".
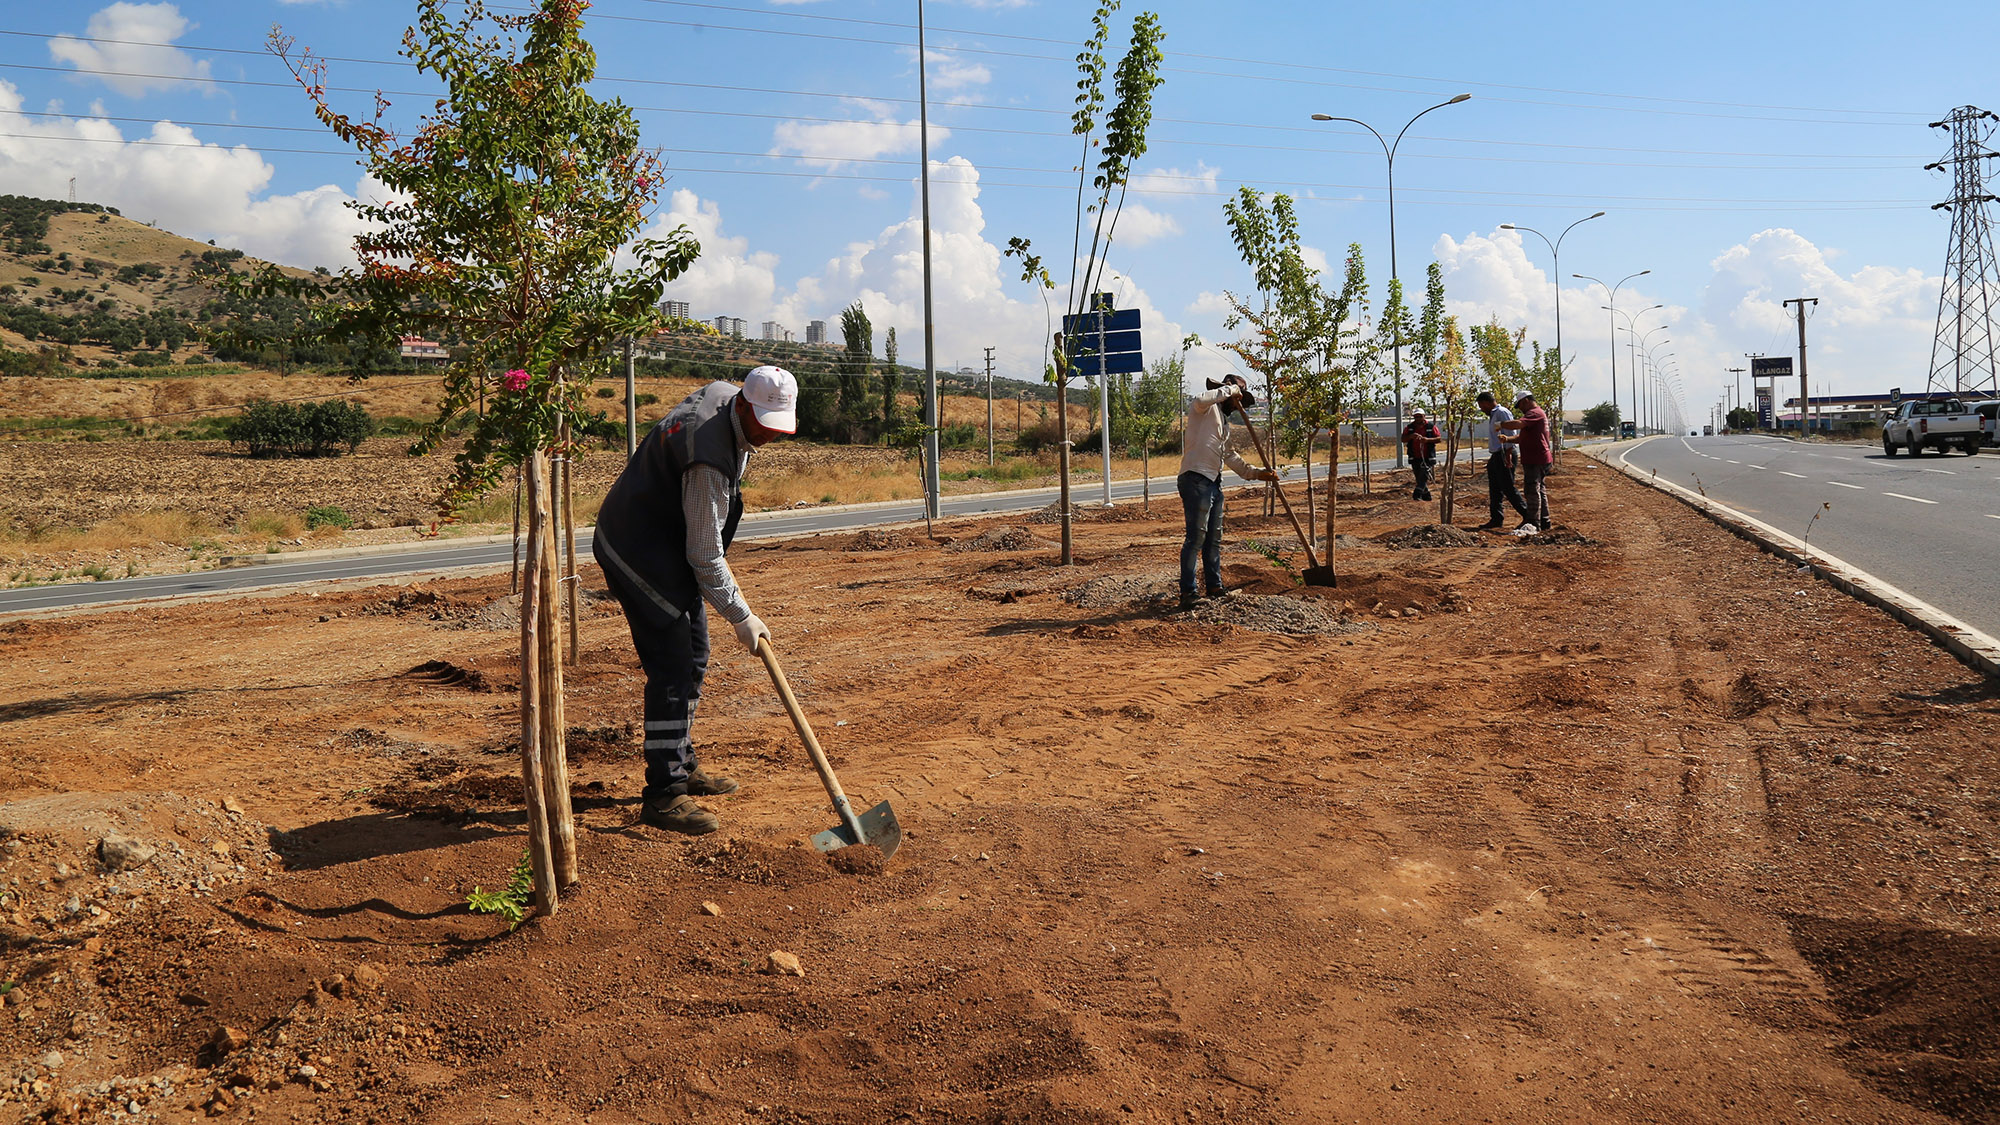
{"left": 3, "top": 461, "right": 1998, "bottom": 1124}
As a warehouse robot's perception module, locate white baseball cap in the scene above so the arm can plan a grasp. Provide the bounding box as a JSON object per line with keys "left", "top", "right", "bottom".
{"left": 741, "top": 365, "right": 798, "bottom": 433}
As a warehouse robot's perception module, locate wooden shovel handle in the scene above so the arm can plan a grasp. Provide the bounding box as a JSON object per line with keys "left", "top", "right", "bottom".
{"left": 757, "top": 636, "right": 867, "bottom": 841}
{"left": 1232, "top": 409, "right": 1321, "bottom": 571}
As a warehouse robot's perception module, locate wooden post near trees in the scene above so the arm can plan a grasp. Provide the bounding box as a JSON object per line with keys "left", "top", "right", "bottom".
{"left": 559, "top": 419, "right": 580, "bottom": 666}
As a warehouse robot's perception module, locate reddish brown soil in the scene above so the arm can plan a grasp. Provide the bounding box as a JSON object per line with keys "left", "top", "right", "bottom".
{"left": 3, "top": 461, "right": 1999, "bottom": 1124}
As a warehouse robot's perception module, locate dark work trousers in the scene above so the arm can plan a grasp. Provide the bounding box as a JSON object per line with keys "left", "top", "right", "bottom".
{"left": 1523, "top": 462, "right": 1552, "bottom": 529}
{"left": 1486, "top": 450, "right": 1529, "bottom": 524}
{"left": 1177, "top": 470, "right": 1224, "bottom": 596}
{"left": 1411, "top": 456, "right": 1435, "bottom": 501}
{"left": 599, "top": 561, "right": 710, "bottom": 801}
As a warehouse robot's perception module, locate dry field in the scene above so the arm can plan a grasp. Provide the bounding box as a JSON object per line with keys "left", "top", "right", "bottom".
{"left": 1, "top": 464, "right": 1997, "bottom": 1123}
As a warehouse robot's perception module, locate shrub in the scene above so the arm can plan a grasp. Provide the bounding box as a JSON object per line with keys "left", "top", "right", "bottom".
{"left": 305, "top": 504, "right": 353, "bottom": 530}
{"left": 223, "top": 399, "right": 373, "bottom": 457}
{"left": 635, "top": 392, "right": 659, "bottom": 407}
{"left": 594, "top": 386, "right": 615, "bottom": 398}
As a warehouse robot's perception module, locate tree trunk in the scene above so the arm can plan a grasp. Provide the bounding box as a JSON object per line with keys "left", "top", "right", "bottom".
{"left": 511, "top": 465, "right": 523, "bottom": 594}
{"left": 1326, "top": 429, "right": 1339, "bottom": 577}
{"left": 1302, "top": 430, "right": 1315, "bottom": 549}
{"left": 518, "top": 451, "right": 560, "bottom": 914}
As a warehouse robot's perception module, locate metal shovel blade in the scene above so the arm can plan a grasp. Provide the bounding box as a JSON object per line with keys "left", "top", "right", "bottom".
{"left": 810, "top": 800, "right": 902, "bottom": 862}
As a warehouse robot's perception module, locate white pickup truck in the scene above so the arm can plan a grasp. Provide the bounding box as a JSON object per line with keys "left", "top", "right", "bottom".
{"left": 1883, "top": 398, "right": 1983, "bottom": 456}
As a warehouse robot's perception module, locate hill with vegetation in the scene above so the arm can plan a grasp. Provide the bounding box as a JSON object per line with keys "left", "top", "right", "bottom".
{"left": 0, "top": 194, "right": 394, "bottom": 378}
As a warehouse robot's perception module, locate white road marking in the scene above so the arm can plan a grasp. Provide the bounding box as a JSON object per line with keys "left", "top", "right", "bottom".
{"left": 1883, "top": 492, "right": 1939, "bottom": 505}
{"left": 1987, "top": 514, "right": 2000, "bottom": 521}
{"left": 1725, "top": 459, "right": 1741, "bottom": 464}
{"left": 1779, "top": 471, "right": 1807, "bottom": 478}
{"left": 1919, "top": 468, "right": 1957, "bottom": 475}
{"left": 1828, "top": 481, "right": 1864, "bottom": 489}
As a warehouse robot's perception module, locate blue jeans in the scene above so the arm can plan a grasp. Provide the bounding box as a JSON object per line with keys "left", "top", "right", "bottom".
{"left": 1177, "top": 470, "right": 1224, "bottom": 596}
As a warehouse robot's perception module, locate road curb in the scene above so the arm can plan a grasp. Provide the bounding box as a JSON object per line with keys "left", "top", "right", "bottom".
{"left": 1587, "top": 439, "right": 2000, "bottom": 682}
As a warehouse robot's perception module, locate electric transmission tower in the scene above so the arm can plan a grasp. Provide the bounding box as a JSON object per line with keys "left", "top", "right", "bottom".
{"left": 1926, "top": 106, "right": 2000, "bottom": 397}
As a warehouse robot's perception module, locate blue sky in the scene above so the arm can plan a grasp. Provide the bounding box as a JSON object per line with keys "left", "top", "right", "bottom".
{"left": 3, "top": 0, "right": 1997, "bottom": 425}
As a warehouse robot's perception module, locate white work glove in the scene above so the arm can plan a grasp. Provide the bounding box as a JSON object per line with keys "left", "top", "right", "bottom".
{"left": 732, "top": 612, "right": 770, "bottom": 652}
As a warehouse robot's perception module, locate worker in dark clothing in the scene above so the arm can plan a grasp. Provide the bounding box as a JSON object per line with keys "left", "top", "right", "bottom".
{"left": 592, "top": 366, "right": 798, "bottom": 835}
{"left": 1402, "top": 410, "right": 1442, "bottom": 501}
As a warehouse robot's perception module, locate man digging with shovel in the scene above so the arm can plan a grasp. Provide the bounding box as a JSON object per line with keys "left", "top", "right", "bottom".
{"left": 592, "top": 366, "right": 798, "bottom": 835}
{"left": 1177, "top": 374, "right": 1279, "bottom": 611}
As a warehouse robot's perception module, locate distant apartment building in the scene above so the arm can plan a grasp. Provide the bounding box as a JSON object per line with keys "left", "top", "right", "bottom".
{"left": 660, "top": 300, "right": 690, "bottom": 321}
{"left": 805, "top": 319, "right": 827, "bottom": 346}
{"left": 712, "top": 315, "right": 746, "bottom": 337}
{"left": 760, "top": 320, "right": 786, "bottom": 342}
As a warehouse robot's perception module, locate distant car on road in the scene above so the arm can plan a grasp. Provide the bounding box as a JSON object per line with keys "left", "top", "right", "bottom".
{"left": 1883, "top": 398, "right": 1983, "bottom": 456}
{"left": 1619, "top": 421, "right": 1637, "bottom": 439}
{"left": 1969, "top": 399, "right": 2000, "bottom": 447}
{"left": 1703, "top": 425, "right": 1714, "bottom": 436}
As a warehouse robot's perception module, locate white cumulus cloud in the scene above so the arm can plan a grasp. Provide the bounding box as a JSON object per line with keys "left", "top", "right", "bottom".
{"left": 0, "top": 81, "right": 370, "bottom": 268}
{"left": 48, "top": 3, "right": 214, "bottom": 98}
{"left": 768, "top": 99, "right": 947, "bottom": 174}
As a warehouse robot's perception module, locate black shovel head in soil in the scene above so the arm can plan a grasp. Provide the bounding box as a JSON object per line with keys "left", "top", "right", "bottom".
{"left": 1301, "top": 565, "right": 1336, "bottom": 587}
{"left": 811, "top": 799, "right": 902, "bottom": 862}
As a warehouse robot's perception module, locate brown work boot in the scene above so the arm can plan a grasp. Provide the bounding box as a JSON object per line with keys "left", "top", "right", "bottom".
{"left": 642, "top": 794, "right": 718, "bottom": 835}
{"left": 684, "top": 766, "right": 739, "bottom": 796}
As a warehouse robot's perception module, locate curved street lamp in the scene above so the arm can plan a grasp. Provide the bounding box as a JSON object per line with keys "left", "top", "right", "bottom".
{"left": 1575, "top": 270, "right": 1648, "bottom": 430}
{"left": 1312, "top": 93, "right": 1471, "bottom": 468}
{"left": 1601, "top": 301, "right": 1662, "bottom": 436}
{"left": 1501, "top": 212, "right": 1602, "bottom": 445}
{"left": 1635, "top": 330, "right": 1671, "bottom": 432}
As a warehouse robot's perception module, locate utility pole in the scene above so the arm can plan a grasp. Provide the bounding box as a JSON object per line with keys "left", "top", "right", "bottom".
{"left": 1784, "top": 298, "right": 1819, "bottom": 436}
{"left": 916, "top": 0, "right": 940, "bottom": 520}
{"left": 983, "top": 346, "right": 996, "bottom": 465}
{"left": 1744, "top": 353, "right": 1765, "bottom": 429}
{"left": 1727, "top": 366, "right": 1745, "bottom": 424}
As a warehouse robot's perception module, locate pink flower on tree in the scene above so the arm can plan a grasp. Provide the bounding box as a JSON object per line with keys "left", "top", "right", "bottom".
{"left": 501, "top": 368, "right": 530, "bottom": 392}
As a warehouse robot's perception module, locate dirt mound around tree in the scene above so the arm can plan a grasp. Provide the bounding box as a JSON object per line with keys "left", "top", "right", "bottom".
{"left": 945, "top": 526, "right": 1052, "bottom": 553}
{"left": 1024, "top": 503, "right": 1157, "bottom": 525}
{"left": 1062, "top": 573, "right": 1362, "bottom": 636}
{"left": 1375, "top": 523, "right": 1487, "bottom": 550}
{"left": 841, "top": 529, "right": 928, "bottom": 552}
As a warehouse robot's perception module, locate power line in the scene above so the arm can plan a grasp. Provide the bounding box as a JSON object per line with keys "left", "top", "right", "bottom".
{"left": 3, "top": 14, "right": 1936, "bottom": 127}
{"left": 0, "top": 130, "right": 1935, "bottom": 210}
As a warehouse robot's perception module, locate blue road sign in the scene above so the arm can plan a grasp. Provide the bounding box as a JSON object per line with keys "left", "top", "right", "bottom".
{"left": 1066, "top": 350, "right": 1147, "bottom": 378}
{"left": 1061, "top": 308, "right": 1142, "bottom": 335}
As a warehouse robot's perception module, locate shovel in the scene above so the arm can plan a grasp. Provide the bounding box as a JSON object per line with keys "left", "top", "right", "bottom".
{"left": 1232, "top": 409, "right": 1334, "bottom": 585}
{"left": 756, "top": 636, "right": 902, "bottom": 862}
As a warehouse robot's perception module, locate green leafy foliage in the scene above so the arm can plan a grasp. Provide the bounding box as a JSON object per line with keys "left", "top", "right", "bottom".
{"left": 1582, "top": 401, "right": 1622, "bottom": 435}
{"left": 266, "top": 0, "right": 698, "bottom": 511}
{"left": 223, "top": 399, "right": 373, "bottom": 458}
{"left": 466, "top": 849, "right": 535, "bottom": 930}
{"left": 305, "top": 504, "right": 354, "bottom": 530}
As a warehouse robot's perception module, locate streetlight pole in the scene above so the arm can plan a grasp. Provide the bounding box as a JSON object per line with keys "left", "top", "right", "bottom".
{"left": 1313, "top": 93, "right": 1471, "bottom": 470}
{"left": 1575, "top": 270, "right": 1649, "bottom": 434}
{"left": 1633, "top": 327, "right": 1670, "bottom": 433}
{"left": 914, "top": 0, "right": 941, "bottom": 520}
{"left": 1501, "top": 212, "right": 1603, "bottom": 457}
{"left": 1600, "top": 300, "right": 1662, "bottom": 436}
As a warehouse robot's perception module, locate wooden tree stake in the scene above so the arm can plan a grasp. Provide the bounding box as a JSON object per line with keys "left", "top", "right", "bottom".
{"left": 519, "top": 449, "right": 559, "bottom": 914}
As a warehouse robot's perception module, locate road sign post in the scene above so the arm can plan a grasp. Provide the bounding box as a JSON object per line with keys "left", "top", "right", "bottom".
{"left": 1061, "top": 297, "right": 1144, "bottom": 508}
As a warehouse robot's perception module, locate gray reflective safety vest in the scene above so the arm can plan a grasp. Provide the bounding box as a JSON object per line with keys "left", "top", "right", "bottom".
{"left": 592, "top": 381, "right": 746, "bottom": 614}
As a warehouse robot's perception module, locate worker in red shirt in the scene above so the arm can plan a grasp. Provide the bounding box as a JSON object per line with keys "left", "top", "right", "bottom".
{"left": 1496, "top": 392, "right": 1553, "bottom": 533}
{"left": 1401, "top": 410, "right": 1443, "bottom": 501}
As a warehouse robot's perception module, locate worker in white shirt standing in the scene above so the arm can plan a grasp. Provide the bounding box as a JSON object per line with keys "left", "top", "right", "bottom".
{"left": 1177, "top": 373, "right": 1278, "bottom": 611}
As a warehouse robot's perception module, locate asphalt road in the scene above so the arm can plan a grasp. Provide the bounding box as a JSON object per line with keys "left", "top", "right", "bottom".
{"left": 1618, "top": 433, "right": 2000, "bottom": 638}
{"left": 3, "top": 456, "right": 1422, "bottom": 616}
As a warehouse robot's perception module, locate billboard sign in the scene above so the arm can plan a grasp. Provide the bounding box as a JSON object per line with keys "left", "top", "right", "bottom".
{"left": 1751, "top": 356, "right": 1793, "bottom": 380}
